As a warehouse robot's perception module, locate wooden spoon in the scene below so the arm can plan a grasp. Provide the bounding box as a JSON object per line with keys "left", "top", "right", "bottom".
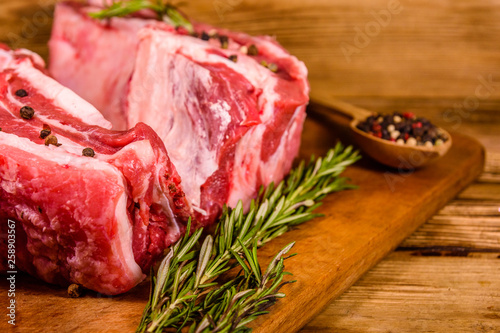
{"left": 310, "top": 97, "right": 452, "bottom": 169}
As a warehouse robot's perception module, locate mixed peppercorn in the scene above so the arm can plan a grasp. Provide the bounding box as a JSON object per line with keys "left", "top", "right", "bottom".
{"left": 15, "top": 89, "right": 64, "bottom": 147}
{"left": 196, "top": 30, "right": 279, "bottom": 72}
{"left": 356, "top": 111, "right": 449, "bottom": 147}
{"left": 14, "top": 88, "right": 100, "bottom": 155}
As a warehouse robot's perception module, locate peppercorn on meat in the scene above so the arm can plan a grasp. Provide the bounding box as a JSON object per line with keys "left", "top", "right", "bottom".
{"left": 49, "top": 1, "right": 310, "bottom": 226}
{"left": 0, "top": 46, "right": 193, "bottom": 295}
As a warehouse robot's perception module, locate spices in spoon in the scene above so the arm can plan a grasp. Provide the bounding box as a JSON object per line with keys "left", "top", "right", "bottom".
{"left": 356, "top": 111, "right": 449, "bottom": 146}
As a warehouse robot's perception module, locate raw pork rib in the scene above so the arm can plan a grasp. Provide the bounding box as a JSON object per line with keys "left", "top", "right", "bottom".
{"left": 49, "top": 2, "right": 310, "bottom": 225}
{"left": 0, "top": 46, "right": 192, "bottom": 295}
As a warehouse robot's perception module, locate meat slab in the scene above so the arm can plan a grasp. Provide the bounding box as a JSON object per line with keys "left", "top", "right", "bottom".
{"left": 49, "top": 2, "right": 310, "bottom": 225}
{"left": 0, "top": 46, "right": 193, "bottom": 295}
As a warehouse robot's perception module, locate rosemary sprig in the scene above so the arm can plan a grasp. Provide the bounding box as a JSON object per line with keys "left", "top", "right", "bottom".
{"left": 192, "top": 242, "right": 296, "bottom": 333}
{"left": 137, "top": 143, "right": 360, "bottom": 332}
{"left": 88, "top": 0, "right": 193, "bottom": 33}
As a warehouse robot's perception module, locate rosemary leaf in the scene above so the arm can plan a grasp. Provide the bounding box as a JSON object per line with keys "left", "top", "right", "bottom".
{"left": 88, "top": 0, "right": 162, "bottom": 19}
{"left": 89, "top": 0, "right": 193, "bottom": 33}
{"left": 195, "top": 236, "right": 214, "bottom": 288}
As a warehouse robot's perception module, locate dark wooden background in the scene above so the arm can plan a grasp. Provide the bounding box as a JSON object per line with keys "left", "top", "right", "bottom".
{"left": 1, "top": 1, "right": 499, "bottom": 332}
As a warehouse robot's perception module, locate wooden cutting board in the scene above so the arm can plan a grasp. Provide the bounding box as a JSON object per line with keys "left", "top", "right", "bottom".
{"left": 0, "top": 105, "right": 484, "bottom": 333}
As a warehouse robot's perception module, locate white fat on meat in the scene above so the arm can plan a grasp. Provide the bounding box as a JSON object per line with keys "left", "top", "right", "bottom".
{"left": 129, "top": 28, "right": 286, "bottom": 210}
{"left": 128, "top": 31, "right": 225, "bottom": 209}
{"left": 259, "top": 106, "right": 305, "bottom": 184}
{"left": 227, "top": 125, "right": 265, "bottom": 209}
{"left": 0, "top": 131, "right": 144, "bottom": 284}
{"left": 103, "top": 140, "right": 155, "bottom": 201}
{"left": 13, "top": 60, "right": 112, "bottom": 129}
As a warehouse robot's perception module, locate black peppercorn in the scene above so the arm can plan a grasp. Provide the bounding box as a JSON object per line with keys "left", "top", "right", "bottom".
{"left": 395, "top": 122, "right": 405, "bottom": 131}
{"left": 20, "top": 106, "right": 35, "bottom": 119}
{"left": 40, "top": 129, "right": 50, "bottom": 139}
{"left": 82, "top": 147, "right": 95, "bottom": 157}
{"left": 40, "top": 124, "right": 51, "bottom": 139}
{"left": 15, "top": 89, "right": 28, "bottom": 97}
{"left": 219, "top": 35, "right": 229, "bottom": 49}
{"left": 68, "top": 284, "right": 84, "bottom": 298}
{"left": 382, "top": 129, "right": 390, "bottom": 140}
{"left": 248, "top": 44, "right": 259, "bottom": 56}
{"left": 229, "top": 55, "right": 238, "bottom": 62}
{"left": 201, "top": 31, "right": 209, "bottom": 41}
{"left": 413, "top": 127, "right": 424, "bottom": 137}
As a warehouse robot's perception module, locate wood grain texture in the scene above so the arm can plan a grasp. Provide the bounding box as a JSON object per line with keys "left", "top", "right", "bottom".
{"left": 0, "top": 0, "right": 57, "bottom": 57}
{"left": 3, "top": 1, "right": 500, "bottom": 101}
{"left": 301, "top": 253, "right": 500, "bottom": 333}
{"left": 0, "top": 1, "right": 499, "bottom": 332}
{"left": 181, "top": 0, "right": 500, "bottom": 99}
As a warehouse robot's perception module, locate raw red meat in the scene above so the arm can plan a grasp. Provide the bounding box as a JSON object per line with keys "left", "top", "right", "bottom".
{"left": 49, "top": 2, "right": 309, "bottom": 225}
{"left": 0, "top": 46, "right": 193, "bottom": 295}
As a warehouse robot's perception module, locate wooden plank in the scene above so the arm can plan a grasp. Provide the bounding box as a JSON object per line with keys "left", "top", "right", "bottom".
{"left": 0, "top": 0, "right": 56, "bottom": 58}
{"left": 478, "top": 173, "right": 500, "bottom": 183}
{"left": 398, "top": 215, "right": 500, "bottom": 250}
{"left": 485, "top": 153, "right": 500, "bottom": 173}
{"left": 301, "top": 253, "right": 500, "bottom": 333}
{"left": 181, "top": 0, "right": 500, "bottom": 99}
{"left": 3, "top": 1, "right": 500, "bottom": 101}
{"left": 438, "top": 201, "right": 500, "bottom": 217}
{"left": 458, "top": 183, "right": 500, "bottom": 201}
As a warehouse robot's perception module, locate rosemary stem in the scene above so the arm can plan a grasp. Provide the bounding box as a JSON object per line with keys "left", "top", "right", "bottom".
{"left": 147, "top": 298, "right": 181, "bottom": 333}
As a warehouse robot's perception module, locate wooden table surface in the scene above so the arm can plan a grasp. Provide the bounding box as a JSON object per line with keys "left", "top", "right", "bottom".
{"left": 1, "top": 1, "right": 499, "bottom": 332}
